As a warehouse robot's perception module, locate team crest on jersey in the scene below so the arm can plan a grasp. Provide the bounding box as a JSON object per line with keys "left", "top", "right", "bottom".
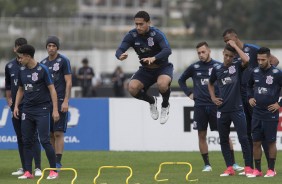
{"left": 53, "top": 63, "right": 60, "bottom": 71}
{"left": 148, "top": 37, "right": 154, "bottom": 46}
{"left": 266, "top": 75, "right": 273, "bottom": 84}
{"left": 208, "top": 68, "right": 213, "bottom": 75}
{"left": 228, "top": 65, "right": 236, "bottom": 74}
{"left": 8, "top": 63, "right": 13, "bottom": 68}
{"left": 32, "top": 72, "right": 38, "bottom": 81}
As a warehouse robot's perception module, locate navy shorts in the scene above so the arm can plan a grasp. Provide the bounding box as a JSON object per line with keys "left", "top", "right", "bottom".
{"left": 251, "top": 118, "right": 278, "bottom": 142}
{"left": 193, "top": 106, "right": 217, "bottom": 131}
{"left": 50, "top": 100, "right": 68, "bottom": 133}
{"left": 131, "top": 63, "right": 173, "bottom": 90}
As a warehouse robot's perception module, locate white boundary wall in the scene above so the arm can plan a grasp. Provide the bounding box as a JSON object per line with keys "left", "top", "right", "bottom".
{"left": 109, "top": 97, "right": 282, "bottom": 151}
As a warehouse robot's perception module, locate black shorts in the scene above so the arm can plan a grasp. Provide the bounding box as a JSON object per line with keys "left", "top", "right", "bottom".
{"left": 251, "top": 118, "right": 278, "bottom": 142}
{"left": 50, "top": 100, "right": 68, "bottom": 133}
{"left": 131, "top": 63, "right": 173, "bottom": 90}
{"left": 193, "top": 106, "right": 217, "bottom": 131}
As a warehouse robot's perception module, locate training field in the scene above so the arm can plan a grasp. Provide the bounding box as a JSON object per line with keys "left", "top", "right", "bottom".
{"left": 0, "top": 150, "right": 281, "bottom": 184}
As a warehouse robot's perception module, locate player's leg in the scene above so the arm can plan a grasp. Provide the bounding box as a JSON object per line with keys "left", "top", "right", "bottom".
{"left": 53, "top": 110, "right": 68, "bottom": 169}
{"left": 35, "top": 113, "right": 58, "bottom": 179}
{"left": 263, "top": 120, "right": 278, "bottom": 177}
{"left": 157, "top": 63, "right": 173, "bottom": 124}
{"left": 217, "top": 112, "right": 235, "bottom": 176}
{"left": 194, "top": 106, "right": 212, "bottom": 171}
{"left": 19, "top": 113, "right": 35, "bottom": 179}
{"left": 32, "top": 131, "right": 42, "bottom": 176}
{"left": 11, "top": 116, "right": 25, "bottom": 175}
{"left": 231, "top": 110, "right": 252, "bottom": 176}
{"left": 129, "top": 68, "right": 157, "bottom": 120}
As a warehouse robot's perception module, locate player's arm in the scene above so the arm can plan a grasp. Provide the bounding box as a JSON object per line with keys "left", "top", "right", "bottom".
{"left": 247, "top": 70, "right": 256, "bottom": 107}
{"left": 268, "top": 71, "right": 282, "bottom": 112}
{"left": 48, "top": 84, "right": 60, "bottom": 122}
{"left": 5, "top": 65, "right": 13, "bottom": 107}
{"left": 62, "top": 74, "right": 72, "bottom": 112}
{"left": 227, "top": 40, "right": 249, "bottom": 67}
{"left": 13, "top": 86, "right": 24, "bottom": 119}
{"left": 143, "top": 32, "right": 171, "bottom": 65}
{"left": 115, "top": 33, "right": 133, "bottom": 61}
{"left": 208, "top": 69, "right": 223, "bottom": 106}
{"left": 178, "top": 65, "right": 194, "bottom": 99}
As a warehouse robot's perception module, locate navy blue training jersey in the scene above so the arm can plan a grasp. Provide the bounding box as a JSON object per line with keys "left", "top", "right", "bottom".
{"left": 209, "top": 61, "right": 244, "bottom": 112}
{"left": 18, "top": 63, "right": 53, "bottom": 111}
{"left": 247, "top": 66, "right": 282, "bottom": 120}
{"left": 178, "top": 59, "right": 220, "bottom": 106}
{"left": 235, "top": 43, "right": 260, "bottom": 97}
{"left": 115, "top": 27, "right": 171, "bottom": 66}
{"left": 5, "top": 58, "right": 21, "bottom": 110}
{"left": 41, "top": 53, "right": 71, "bottom": 100}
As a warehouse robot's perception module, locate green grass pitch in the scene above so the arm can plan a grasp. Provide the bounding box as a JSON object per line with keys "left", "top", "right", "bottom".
{"left": 0, "top": 150, "right": 281, "bottom": 184}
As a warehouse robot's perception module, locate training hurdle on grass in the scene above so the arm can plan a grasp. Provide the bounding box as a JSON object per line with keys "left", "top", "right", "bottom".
{"left": 154, "top": 162, "right": 198, "bottom": 182}
{"left": 37, "top": 168, "right": 78, "bottom": 184}
{"left": 93, "top": 165, "right": 133, "bottom": 184}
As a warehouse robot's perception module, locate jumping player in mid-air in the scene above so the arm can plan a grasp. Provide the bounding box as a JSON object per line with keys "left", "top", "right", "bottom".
{"left": 115, "top": 10, "right": 173, "bottom": 124}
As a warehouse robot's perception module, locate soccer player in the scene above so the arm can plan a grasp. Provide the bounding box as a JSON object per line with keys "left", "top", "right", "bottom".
{"left": 208, "top": 43, "right": 252, "bottom": 177}
{"left": 115, "top": 11, "right": 173, "bottom": 124}
{"left": 222, "top": 28, "right": 279, "bottom": 172}
{"left": 247, "top": 47, "right": 282, "bottom": 178}
{"left": 5, "top": 38, "right": 42, "bottom": 177}
{"left": 41, "top": 36, "right": 72, "bottom": 170}
{"left": 178, "top": 41, "right": 243, "bottom": 172}
{"left": 13, "top": 44, "right": 59, "bottom": 179}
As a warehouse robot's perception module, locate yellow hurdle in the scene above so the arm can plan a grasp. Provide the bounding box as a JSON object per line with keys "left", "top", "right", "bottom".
{"left": 154, "top": 162, "right": 198, "bottom": 182}
{"left": 37, "top": 168, "right": 78, "bottom": 184}
{"left": 93, "top": 165, "right": 133, "bottom": 184}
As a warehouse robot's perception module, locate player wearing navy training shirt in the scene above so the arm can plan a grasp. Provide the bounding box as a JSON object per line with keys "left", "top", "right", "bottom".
{"left": 41, "top": 36, "right": 72, "bottom": 170}
{"left": 208, "top": 43, "right": 252, "bottom": 177}
{"left": 5, "top": 38, "right": 41, "bottom": 177}
{"left": 222, "top": 28, "right": 279, "bottom": 170}
{"left": 247, "top": 47, "right": 282, "bottom": 178}
{"left": 13, "top": 44, "right": 59, "bottom": 180}
{"left": 115, "top": 11, "right": 173, "bottom": 124}
{"left": 178, "top": 41, "right": 242, "bottom": 172}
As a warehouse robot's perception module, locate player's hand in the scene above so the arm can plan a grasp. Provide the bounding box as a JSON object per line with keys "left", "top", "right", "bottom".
{"left": 6, "top": 98, "right": 13, "bottom": 107}
{"left": 227, "top": 40, "right": 237, "bottom": 48}
{"left": 61, "top": 101, "right": 69, "bottom": 113}
{"left": 211, "top": 97, "right": 223, "bottom": 106}
{"left": 52, "top": 111, "right": 60, "bottom": 122}
{"left": 142, "top": 57, "right": 156, "bottom": 65}
{"left": 248, "top": 98, "right": 256, "bottom": 107}
{"left": 268, "top": 102, "right": 280, "bottom": 113}
{"left": 119, "top": 53, "right": 128, "bottom": 61}
{"left": 13, "top": 107, "right": 19, "bottom": 119}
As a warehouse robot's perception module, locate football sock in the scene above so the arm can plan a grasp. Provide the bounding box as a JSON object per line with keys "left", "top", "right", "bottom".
{"left": 56, "top": 154, "right": 62, "bottom": 164}
{"left": 254, "top": 159, "right": 261, "bottom": 171}
{"left": 160, "top": 88, "right": 170, "bottom": 107}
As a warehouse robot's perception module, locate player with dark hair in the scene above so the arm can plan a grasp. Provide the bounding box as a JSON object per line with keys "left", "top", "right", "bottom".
{"left": 41, "top": 36, "right": 72, "bottom": 170}
{"left": 222, "top": 28, "right": 279, "bottom": 173}
{"left": 14, "top": 44, "right": 59, "bottom": 180}
{"left": 208, "top": 43, "right": 252, "bottom": 177}
{"left": 247, "top": 47, "right": 282, "bottom": 178}
{"left": 178, "top": 41, "right": 243, "bottom": 172}
{"left": 115, "top": 10, "right": 173, "bottom": 124}
{"left": 5, "top": 38, "right": 42, "bottom": 177}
